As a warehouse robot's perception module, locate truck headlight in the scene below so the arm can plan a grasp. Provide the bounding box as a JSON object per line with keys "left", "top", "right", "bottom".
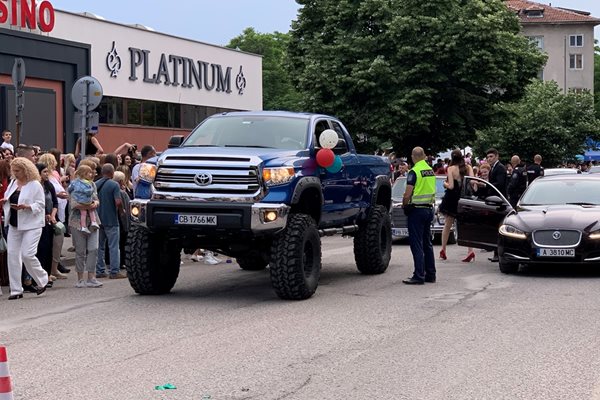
{"left": 499, "top": 224, "right": 527, "bottom": 240}
{"left": 139, "top": 163, "right": 157, "bottom": 184}
{"left": 262, "top": 167, "right": 295, "bottom": 186}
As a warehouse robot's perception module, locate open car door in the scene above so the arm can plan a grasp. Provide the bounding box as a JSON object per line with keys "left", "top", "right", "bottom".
{"left": 456, "top": 176, "right": 513, "bottom": 250}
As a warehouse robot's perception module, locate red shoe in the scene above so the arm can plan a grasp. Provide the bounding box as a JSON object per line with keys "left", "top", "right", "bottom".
{"left": 462, "top": 252, "right": 475, "bottom": 263}
{"left": 439, "top": 249, "right": 447, "bottom": 260}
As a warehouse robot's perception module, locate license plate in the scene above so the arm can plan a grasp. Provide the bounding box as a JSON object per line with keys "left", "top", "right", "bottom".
{"left": 174, "top": 214, "right": 217, "bottom": 225}
{"left": 392, "top": 228, "right": 409, "bottom": 237}
{"left": 536, "top": 248, "right": 575, "bottom": 257}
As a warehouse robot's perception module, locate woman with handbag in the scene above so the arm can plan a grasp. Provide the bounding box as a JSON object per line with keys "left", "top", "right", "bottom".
{"left": 2, "top": 158, "right": 48, "bottom": 300}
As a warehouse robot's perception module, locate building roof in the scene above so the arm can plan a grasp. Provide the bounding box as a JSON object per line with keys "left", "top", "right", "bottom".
{"left": 505, "top": 0, "right": 600, "bottom": 25}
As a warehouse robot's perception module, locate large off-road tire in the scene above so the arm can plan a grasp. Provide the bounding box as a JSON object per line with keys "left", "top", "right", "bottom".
{"left": 499, "top": 258, "right": 519, "bottom": 274}
{"left": 269, "top": 214, "right": 321, "bottom": 300}
{"left": 126, "top": 225, "right": 181, "bottom": 294}
{"left": 354, "top": 205, "right": 392, "bottom": 274}
{"left": 236, "top": 250, "right": 269, "bottom": 271}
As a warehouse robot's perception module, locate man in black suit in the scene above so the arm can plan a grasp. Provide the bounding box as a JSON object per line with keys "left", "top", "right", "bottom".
{"left": 485, "top": 148, "right": 506, "bottom": 262}
{"left": 486, "top": 148, "right": 507, "bottom": 197}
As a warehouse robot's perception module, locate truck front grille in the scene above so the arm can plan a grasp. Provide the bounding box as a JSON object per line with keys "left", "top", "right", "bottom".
{"left": 153, "top": 155, "right": 261, "bottom": 196}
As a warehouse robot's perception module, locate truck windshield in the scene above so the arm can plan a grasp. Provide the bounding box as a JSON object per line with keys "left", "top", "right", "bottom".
{"left": 183, "top": 116, "right": 310, "bottom": 150}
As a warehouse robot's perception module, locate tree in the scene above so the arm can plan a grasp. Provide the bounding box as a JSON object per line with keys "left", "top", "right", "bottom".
{"left": 474, "top": 80, "right": 600, "bottom": 166}
{"left": 227, "top": 28, "right": 302, "bottom": 111}
{"left": 287, "top": 0, "right": 546, "bottom": 155}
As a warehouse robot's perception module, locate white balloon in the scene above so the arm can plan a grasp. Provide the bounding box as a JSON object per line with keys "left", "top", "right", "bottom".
{"left": 319, "top": 129, "right": 339, "bottom": 149}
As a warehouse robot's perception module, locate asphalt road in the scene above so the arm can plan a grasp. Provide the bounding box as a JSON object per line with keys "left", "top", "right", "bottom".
{"left": 1, "top": 237, "right": 600, "bottom": 400}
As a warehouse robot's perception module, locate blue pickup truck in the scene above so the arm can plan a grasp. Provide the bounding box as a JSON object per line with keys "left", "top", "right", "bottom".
{"left": 126, "top": 111, "right": 392, "bottom": 300}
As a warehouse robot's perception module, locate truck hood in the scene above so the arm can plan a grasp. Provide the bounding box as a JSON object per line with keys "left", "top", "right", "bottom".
{"left": 159, "top": 147, "right": 308, "bottom": 166}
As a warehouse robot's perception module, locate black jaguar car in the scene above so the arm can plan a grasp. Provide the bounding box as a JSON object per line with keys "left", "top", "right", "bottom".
{"left": 456, "top": 175, "right": 600, "bottom": 273}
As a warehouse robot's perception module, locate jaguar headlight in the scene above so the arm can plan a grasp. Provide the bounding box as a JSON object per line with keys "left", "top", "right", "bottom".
{"left": 262, "top": 167, "right": 295, "bottom": 186}
{"left": 589, "top": 230, "right": 600, "bottom": 240}
{"left": 139, "top": 163, "right": 157, "bottom": 184}
{"left": 499, "top": 224, "right": 527, "bottom": 240}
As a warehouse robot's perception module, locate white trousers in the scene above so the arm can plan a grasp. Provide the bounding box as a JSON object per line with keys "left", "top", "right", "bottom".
{"left": 7, "top": 227, "right": 47, "bottom": 296}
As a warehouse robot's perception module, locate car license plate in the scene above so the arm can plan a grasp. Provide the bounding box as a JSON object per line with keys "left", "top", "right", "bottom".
{"left": 392, "top": 228, "right": 409, "bottom": 237}
{"left": 174, "top": 214, "right": 217, "bottom": 225}
{"left": 536, "top": 248, "right": 575, "bottom": 257}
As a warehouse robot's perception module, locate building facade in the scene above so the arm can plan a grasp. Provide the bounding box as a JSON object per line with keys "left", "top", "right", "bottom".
{"left": 506, "top": 0, "right": 600, "bottom": 93}
{"left": 0, "top": 0, "right": 262, "bottom": 152}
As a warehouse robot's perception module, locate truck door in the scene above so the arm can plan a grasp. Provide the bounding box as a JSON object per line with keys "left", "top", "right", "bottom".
{"left": 317, "top": 119, "right": 356, "bottom": 226}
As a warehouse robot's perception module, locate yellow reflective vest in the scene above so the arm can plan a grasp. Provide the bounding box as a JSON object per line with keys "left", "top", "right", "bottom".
{"left": 409, "top": 160, "right": 436, "bottom": 206}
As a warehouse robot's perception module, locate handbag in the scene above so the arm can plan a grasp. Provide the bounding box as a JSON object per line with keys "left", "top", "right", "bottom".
{"left": 53, "top": 221, "right": 66, "bottom": 236}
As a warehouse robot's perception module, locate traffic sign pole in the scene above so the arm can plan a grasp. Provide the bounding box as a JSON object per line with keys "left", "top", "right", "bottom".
{"left": 12, "top": 58, "right": 26, "bottom": 147}
{"left": 80, "top": 80, "right": 89, "bottom": 158}
{"left": 71, "top": 76, "right": 103, "bottom": 159}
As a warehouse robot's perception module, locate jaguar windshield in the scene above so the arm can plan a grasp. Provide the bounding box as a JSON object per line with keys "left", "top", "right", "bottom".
{"left": 519, "top": 179, "right": 600, "bottom": 206}
{"left": 183, "top": 116, "right": 310, "bottom": 150}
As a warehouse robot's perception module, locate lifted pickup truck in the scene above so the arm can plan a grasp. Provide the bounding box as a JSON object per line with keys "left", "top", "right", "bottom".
{"left": 126, "top": 111, "right": 392, "bottom": 300}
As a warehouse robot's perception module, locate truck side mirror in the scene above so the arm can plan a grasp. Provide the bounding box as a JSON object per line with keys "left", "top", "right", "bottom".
{"left": 168, "top": 135, "right": 185, "bottom": 148}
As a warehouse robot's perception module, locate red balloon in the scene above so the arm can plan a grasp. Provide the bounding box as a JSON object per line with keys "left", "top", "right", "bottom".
{"left": 316, "top": 148, "right": 335, "bottom": 168}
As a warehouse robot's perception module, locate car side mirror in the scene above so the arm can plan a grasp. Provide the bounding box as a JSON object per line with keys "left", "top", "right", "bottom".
{"left": 485, "top": 195, "right": 505, "bottom": 207}
{"left": 168, "top": 135, "right": 185, "bottom": 148}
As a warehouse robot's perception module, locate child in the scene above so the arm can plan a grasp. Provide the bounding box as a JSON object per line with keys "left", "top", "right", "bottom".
{"left": 0, "top": 130, "right": 13, "bottom": 153}
{"left": 68, "top": 165, "right": 100, "bottom": 234}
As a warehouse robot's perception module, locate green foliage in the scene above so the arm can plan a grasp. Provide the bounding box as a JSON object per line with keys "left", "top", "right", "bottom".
{"left": 227, "top": 28, "right": 302, "bottom": 111}
{"left": 474, "top": 80, "right": 600, "bottom": 166}
{"left": 288, "top": 0, "right": 546, "bottom": 155}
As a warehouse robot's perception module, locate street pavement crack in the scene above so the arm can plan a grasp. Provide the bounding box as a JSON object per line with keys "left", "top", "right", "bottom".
{"left": 274, "top": 375, "right": 312, "bottom": 400}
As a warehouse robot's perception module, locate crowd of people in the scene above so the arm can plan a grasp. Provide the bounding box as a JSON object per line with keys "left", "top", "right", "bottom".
{"left": 0, "top": 129, "right": 157, "bottom": 299}
{"left": 397, "top": 146, "right": 549, "bottom": 285}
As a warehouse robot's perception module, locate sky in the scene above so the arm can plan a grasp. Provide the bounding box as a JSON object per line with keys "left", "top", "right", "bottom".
{"left": 50, "top": 0, "right": 302, "bottom": 47}
{"left": 49, "top": 0, "right": 599, "bottom": 47}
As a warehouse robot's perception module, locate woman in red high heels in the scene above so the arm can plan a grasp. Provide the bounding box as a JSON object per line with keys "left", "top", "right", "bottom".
{"left": 438, "top": 149, "right": 475, "bottom": 262}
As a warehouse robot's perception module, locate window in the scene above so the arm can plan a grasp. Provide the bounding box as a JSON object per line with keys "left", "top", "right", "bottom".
{"left": 527, "top": 36, "right": 544, "bottom": 50}
{"left": 569, "top": 35, "right": 584, "bottom": 47}
{"left": 97, "top": 97, "right": 123, "bottom": 124}
{"left": 97, "top": 96, "right": 238, "bottom": 129}
{"left": 569, "top": 54, "right": 583, "bottom": 70}
{"left": 331, "top": 121, "right": 349, "bottom": 154}
{"left": 127, "top": 100, "right": 142, "bottom": 125}
{"left": 524, "top": 9, "right": 543, "bottom": 18}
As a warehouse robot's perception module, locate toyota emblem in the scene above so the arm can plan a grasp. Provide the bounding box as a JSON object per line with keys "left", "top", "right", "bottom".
{"left": 552, "top": 231, "right": 561, "bottom": 240}
{"left": 194, "top": 172, "right": 213, "bottom": 186}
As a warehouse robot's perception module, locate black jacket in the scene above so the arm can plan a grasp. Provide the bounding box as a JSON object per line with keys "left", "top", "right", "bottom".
{"left": 507, "top": 163, "right": 527, "bottom": 203}
{"left": 489, "top": 161, "right": 507, "bottom": 196}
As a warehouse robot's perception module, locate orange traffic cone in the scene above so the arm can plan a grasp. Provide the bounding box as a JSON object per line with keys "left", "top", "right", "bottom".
{"left": 0, "top": 347, "right": 14, "bottom": 400}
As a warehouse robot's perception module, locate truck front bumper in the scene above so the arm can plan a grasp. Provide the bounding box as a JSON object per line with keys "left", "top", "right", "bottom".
{"left": 130, "top": 199, "right": 290, "bottom": 234}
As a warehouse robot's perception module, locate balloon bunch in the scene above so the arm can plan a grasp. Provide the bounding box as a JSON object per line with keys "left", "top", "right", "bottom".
{"left": 315, "top": 129, "right": 343, "bottom": 173}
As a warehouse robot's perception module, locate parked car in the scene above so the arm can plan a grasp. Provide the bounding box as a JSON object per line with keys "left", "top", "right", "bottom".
{"left": 543, "top": 168, "right": 581, "bottom": 176}
{"left": 456, "top": 174, "right": 600, "bottom": 274}
{"left": 587, "top": 165, "right": 600, "bottom": 174}
{"left": 390, "top": 175, "right": 457, "bottom": 243}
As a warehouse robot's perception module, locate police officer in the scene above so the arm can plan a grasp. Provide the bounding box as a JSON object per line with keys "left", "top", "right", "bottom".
{"left": 507, "top": 155, "right": 527, "bottom": 208}
{"left": 402, "top": 147, "right": 436, "bottom": 285}
{"left": 526, "top": 154, "right": 544, "bottom": 184}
